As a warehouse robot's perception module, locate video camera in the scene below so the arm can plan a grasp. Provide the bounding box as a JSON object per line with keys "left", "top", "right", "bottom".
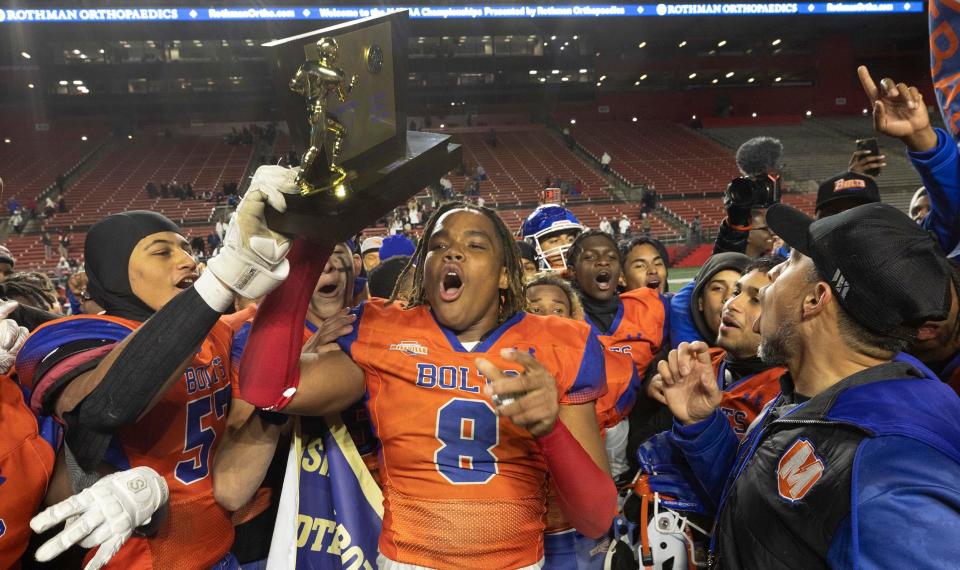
{"left": 725, "top": 173, "right": 781, "bottom": 211}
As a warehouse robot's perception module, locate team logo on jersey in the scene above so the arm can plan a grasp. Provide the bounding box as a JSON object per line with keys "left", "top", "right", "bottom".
{"left": 777, "top": 438, "right": 825, "bottom": 502}
{"left": 389, "top": 340, "right": 428, "bottom": 357}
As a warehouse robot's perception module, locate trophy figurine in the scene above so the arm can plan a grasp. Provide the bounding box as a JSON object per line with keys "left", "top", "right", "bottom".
{"left": 262, "top": 10, "right": 461, "bottom": 243}
{"left": 289, "top": 37, "right": 359, "bottom": 198}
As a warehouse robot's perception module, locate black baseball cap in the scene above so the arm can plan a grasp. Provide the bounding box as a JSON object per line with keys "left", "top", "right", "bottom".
{"left": 767, "top": 202, "right": 951, "bottom": 335}
{"left": 815, "top": 171, "right": 880, "bottom": 214}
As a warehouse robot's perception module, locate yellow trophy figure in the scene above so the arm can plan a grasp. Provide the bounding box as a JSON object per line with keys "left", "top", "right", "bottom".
{"left": 289, "top": 37, "right": 358, "bottom": 197}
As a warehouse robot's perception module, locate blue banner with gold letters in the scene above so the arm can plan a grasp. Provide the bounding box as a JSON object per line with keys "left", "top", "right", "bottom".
{"left": 267, "top": 416, "right": 383, "bottom": 570}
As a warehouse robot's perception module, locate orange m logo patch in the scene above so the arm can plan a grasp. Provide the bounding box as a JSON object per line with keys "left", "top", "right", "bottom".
{"left": 777, "top": 438, "right": 825, "bottom": 502}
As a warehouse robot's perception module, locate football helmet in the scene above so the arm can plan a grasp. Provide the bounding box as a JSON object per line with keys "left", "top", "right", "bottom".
{"left": 521, "top": 205, "right": 585, "bottom": 270}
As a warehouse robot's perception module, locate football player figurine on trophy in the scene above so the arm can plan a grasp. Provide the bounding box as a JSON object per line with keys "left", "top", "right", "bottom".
{"left": 289, "top": 37, "right": 358, "bottom": 198}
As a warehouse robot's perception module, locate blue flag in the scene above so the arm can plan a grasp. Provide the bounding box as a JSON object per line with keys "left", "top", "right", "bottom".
{"left": 268, "top": 415, "right": 383, "bottom": 569}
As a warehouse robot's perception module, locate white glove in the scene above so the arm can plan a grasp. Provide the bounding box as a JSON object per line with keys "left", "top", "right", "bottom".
{"left": 0, "top": 300, "right": 27, "bottom": 375}
{"left": 206, "top": 165, "right": 299, "bottom": 300}
{"left": 31, "top": 466, "right": 169, "bottom": 570}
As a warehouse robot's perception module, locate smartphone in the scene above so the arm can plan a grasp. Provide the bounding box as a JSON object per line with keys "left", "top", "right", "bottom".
{"left": 855, "top": 138, "right": 881, "bottom": 177}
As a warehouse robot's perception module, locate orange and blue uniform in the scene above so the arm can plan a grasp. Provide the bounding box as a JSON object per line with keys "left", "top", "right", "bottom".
{"left": 709, "top": 348, "right": 785, "bottom": 438}
{"left": 17, "top": 314, "right": 236, "bottom": 570}
{"left": 337, "top": 299, "right": 606, "bottom": 569}
{"left": 586, "top": 288, "right": 666, "bottom": 427}
{"left": 0, "top": 374, "right": 61, "bottom": 569}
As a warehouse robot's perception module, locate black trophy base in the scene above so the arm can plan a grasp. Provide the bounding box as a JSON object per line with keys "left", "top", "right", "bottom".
{"left": 265, "top": 131, "right": 461, "bottom": 245}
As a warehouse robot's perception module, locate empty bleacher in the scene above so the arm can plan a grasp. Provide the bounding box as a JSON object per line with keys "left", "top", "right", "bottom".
{"left": 48, "top": 135, "right": 251, "bottom": 228}
{"left": 702, "top": 117, "right": 922, "bottom": 195}
{"left": 440, "top": 126, "right": 612, "bottom": 206}
{"left": 0, "top": 135, "right": 102, "bottom": 207}
{"left": 569, "top": 121, "right": 740, "bottom": 195}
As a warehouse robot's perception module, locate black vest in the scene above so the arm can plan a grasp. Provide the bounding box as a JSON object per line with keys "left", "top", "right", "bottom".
{"left": 711, "top": 363, "right": 925, "bottom": 570}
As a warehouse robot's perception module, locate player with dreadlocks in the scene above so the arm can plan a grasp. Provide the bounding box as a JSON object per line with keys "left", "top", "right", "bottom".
{"left": 241, "top": 201, "right": 617, "bottom": 569}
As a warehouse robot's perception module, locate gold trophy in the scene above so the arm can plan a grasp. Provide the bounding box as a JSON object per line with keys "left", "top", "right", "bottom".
{"left": 289, "top": 37, "right": 357, "bottom": 198}
{"left": 263, "top": 11, "right": 461, "bottom": 243}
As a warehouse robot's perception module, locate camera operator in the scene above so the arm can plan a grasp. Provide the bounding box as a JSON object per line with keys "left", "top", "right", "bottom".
{"left": 714, "top": 137, "right": 783, "bottom": 258}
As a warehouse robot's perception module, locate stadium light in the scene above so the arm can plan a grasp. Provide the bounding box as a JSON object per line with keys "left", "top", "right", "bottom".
{"left": 638, "top": 41, "right": 647, "bottom": 48}
{"left": 58, "top": 80, "right": 68, "bottom": 85}
{"left": 579, "top": 68, "right": 588, "bottom": 73}
{"left": 551, "top": 69, "right": 560, "bottom": 74}
{"left": 692, "top": 115, "right": 697, "bottom": 120}
{"left": 805, "top": 110, "right": 813, "bottom": 117}
{"left": 632, "top": 117, "right": 638, "bottom": 122}
{"left": 717, "top": 40, "right": 727, "bottom": 47}
{"left": 564, "top": 41, "right": 569, "bottom": 46}
{"left": 72, "top": 80, "right": 83, "bottom": 85}
{"left": 774, "top": 76, "right": 782, "bottom": 82}
{"left": 3, "top": 139, "right": 10, "bottom": 144}
{"left": 81, "top": 136, "right": 88, "bottom": 141}
{"left": 599, "top": 75, "right": 606, "bottom": 81}
{"left": 595, "top": 81, "right": 601, "bottom": 86}
{"left": 79, "top": 54, "right": 87, "bottom": 59}
{"left": 439, "top": 124, "right": 445, "bottom": 128}
{"left": 128, "top": 134, "right": 133, "bottom": 140}
{"left": 688, "top": 73, "right": 697, "bottom": 79}
{"left": 560, "top": 46, "right": 565, "bottom": 51}
{"left": 550, "top": 35, "right": 557, "bottom": 40}
{"left": 562, "top": 77, "right": 570, "bottom": 82}
{"left": 678, "top": 40, "right": 687, "bottom": 47}
{"left": 539, "top": 77, "right": 546, "bottom": 83}
{"left": 27, "top": 83, "right": 34, "bottom": 89}
{"left": 529, "top": 70, "right": 537, "bottom": 75}
{"left": 640, "top": 74, "right": 648, "bottom": 80}
{"left": 752, "top": 112, "right": 758, "bottom": 118}
{"left": 21, "top": 52, "right": 31, "bottom": 59}
{"left": 725, "top": 71, "right": 735, "bottom": 78}
{"left": 570, "top": 119, "right": 577, "bottom": 124}
{"left": 73, "top": 49, "right": 81, "bottom": 55}
{"left": 862, "top": 108, "right": 870, "bottom": 115}
{"left": 711, "top": 79, "right": 719, "bottom": 84}
{"left": 772, "top": 38, "right": 782, "bottom": 46}
{"left": 747, "top": 77, "right": 756, "bottom": 83}
{"left": 634, "top": 81, "right": 640, "bottom": 86}
{"left": 573, "top": 35, "right": 579, "bottom": 40}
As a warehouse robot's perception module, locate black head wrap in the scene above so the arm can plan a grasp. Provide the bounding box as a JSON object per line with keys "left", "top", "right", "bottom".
{"left": 85, "top": 211, "right": 181, "bottom": 322}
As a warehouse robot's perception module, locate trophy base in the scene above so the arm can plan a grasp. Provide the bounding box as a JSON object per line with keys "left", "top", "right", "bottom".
{"left": 266, "top": 131, "right": 461, "bottom": 245}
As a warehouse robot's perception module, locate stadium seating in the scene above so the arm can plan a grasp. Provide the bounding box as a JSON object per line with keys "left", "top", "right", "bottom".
{"left": 702, "top": 118, "right": 922, "bottom": 195}
{"left": 0, "top": 136, "right": 100, "bottom": 206}
{"left": 46, "top": 135, "right": 250, "bottom": 228}
{"left": 437, "top": 126, "right": 611, "bottom": 206}
{"left": 569, "top": 121, "right": 740, "bottom": 194}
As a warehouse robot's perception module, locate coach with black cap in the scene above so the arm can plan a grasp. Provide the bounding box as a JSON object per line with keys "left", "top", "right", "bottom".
{"left": 657, "top": 202, "right": 960, "bottom": 568}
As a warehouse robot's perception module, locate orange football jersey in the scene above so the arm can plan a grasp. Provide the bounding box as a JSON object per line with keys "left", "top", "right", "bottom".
{"left": 337, "top": 300, "right": 606, "bottom": 569}
{"left": 0, "top": 375, "right": 60, "bottom": 570}
{"left": 587, "top": 288, "right": 666, "bottom": 428}
{"left": 710, "top": 348, "right": 784, "bottom": 439}
{"left": 20, "top": 314, "right": 236, "bottom": 570}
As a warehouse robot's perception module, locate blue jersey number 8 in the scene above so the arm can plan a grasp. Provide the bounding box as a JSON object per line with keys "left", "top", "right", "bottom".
{"left": 434, "top": 398, "right": 499, "bottom": 484}
{"left": 175, "top": 385, "right": 230, "bottom": 485}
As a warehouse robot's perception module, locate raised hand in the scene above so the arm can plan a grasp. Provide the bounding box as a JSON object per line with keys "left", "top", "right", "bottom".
{"left": 848, "top": 149, "right": 886, "bottom": 178}
{"left": 658, "top": 341, "right": 721, "bottom": 425}
{"left": 858, "top": 65, "right": 937, "bottom": 152}
{"left": 477, "top": 348, "right": 559, "bottom": 437}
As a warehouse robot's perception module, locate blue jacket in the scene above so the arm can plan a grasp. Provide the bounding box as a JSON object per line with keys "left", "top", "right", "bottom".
{"left": 668, "top": 281, "right": 704, "bottom": 348}
{"left": 908, "top": 127, "right": 960, "bottom": 258}
{"left": 670, "top": 362, "right": 960, "bottom": 568}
